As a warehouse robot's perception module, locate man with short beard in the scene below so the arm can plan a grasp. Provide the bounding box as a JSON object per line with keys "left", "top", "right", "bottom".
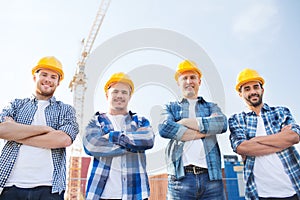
{"left": 0, "top": 56, "right": 79, "bottom": 200}
{"left": 229, "top": 68, "right": 300, "bottom": 200}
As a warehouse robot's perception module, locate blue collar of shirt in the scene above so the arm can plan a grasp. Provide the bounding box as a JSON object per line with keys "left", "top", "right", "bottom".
{"left": 243, "top": 103, "right": 271, "bottom": 116}
{"left": 30, "top": 95, "right": 57, "bottom": 105}
{"left": 179, "top": 96, "right": 206, "bottom": 104}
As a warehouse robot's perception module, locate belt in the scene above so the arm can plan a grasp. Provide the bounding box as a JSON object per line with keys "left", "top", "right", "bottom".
{"left": 184, "top": 165, "right": 208, "bottom": 175}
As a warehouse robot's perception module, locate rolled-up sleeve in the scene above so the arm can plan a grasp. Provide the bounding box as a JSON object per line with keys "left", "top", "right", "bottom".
{"left": 158, "top": 104, "right": 188, "bottom": 141}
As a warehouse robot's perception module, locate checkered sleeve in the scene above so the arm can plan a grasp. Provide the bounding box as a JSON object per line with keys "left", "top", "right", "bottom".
{"left": 158, "top": 103, "right": 188, "bottom": 140}
{"left": 109, "top": 116, "right": 154, "bottom": 151}
{"left": 83, "top": 115, "right": 127, "bottom": 157}
{"left": 229, "top": 114, "right": 247, "bottom": 153}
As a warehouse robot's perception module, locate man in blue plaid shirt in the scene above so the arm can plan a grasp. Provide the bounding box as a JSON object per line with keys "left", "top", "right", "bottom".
{"left": 83, "top": 72, "right": 154, "bottom": 200}
{"left": 0, "top": 56, "right": 79, "bottom": 199}
{"left": 158, "top": 60, "right": 227, "bottom": 200}
{"left": 229, "top": 68, "right": 300, "bottom": 200}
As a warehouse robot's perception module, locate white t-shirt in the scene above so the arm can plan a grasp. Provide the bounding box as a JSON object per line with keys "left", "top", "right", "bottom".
{"left": 182, "top": 99, "right": 207, "bottom": 168}
{"left": 253, "top": 115, "right": 295, "bottom": 198}
{"left": 6, "top": 100, "right": 54, "bottom": 188}
{"left": 101, "top": 114, "right": 125, "bottom": 199}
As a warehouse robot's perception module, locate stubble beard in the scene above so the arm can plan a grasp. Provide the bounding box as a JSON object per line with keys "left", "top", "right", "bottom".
{"left": 246, "top": 94, "right": 263, "bottom": 107}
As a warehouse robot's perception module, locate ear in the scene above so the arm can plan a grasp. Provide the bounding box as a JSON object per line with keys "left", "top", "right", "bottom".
{"left": 198, "top": 79, "right": 201, "bottom": 85}
{"left": 238, "top": 92, "right": 242, "bottom": 97}
{"left": 33, "top": 74, "right": 37, "bottom": 82}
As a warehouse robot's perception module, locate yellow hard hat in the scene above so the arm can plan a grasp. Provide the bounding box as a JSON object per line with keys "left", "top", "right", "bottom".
{"left": 32, "top": 56, "right": 64, "bottom": 81}
{"left": 175, "top": 60, "right": 202, "bottom": 81}
{"left": 104, "top": 72, "right": 134, "bottom": 94}
{"left": 235, "top": 68, "right": 265, "bottom": 92}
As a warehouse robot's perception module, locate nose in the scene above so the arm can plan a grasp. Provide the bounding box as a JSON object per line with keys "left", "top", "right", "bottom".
{"left": 186, "top": 77, "right": 193, "bottom": 84}
{"left": 43, "top": 75, "right": 51, "bottom": 83}
{"left": 116, "top": 91, "right": 123, "bottom": 98}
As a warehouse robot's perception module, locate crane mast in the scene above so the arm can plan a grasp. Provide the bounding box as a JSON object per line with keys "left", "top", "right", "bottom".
{"left": 66, "top": 0, "right": 111, "bottom": 199}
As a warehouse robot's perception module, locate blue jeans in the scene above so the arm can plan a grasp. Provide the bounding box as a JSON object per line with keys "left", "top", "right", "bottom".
{"left": 167, "top": 173, "right": 225, "bottom": 200}
{"left": 0, "top": 186, "right": 64, "bottom": 200}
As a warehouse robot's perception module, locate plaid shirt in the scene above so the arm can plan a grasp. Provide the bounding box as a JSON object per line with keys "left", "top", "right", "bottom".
{"left": 0, "top": 96, "right": 79, "bottom": 195}
{"left": 229, "top": 103, "right": 300, "bottom": 199}
{"left": 158, "top": 97, "right": 227, "bottom": 180}
{"left": 83, "top": 111, "right": 154, "bottom": 200}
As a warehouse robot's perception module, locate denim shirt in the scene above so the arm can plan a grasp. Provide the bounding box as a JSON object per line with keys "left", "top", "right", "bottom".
{"left": 0, "top": 96, "right": 79, "bottom": 195}
{"left": 158, "top": 97, "right": 227, "bottom": 180}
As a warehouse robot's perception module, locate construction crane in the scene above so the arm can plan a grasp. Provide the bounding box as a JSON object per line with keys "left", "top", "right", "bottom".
{"left": 66, "top": 0, "right": 111, "bottom": 199}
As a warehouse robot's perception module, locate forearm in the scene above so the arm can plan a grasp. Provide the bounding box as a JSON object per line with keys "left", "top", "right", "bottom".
{"left": 255, "top": 130, "right": 299, "bottom": 149}
{"left": 237, "top": 139, "right": 283, "bottom": 156}
{"left": 0, "top": 121, "right": 53, "bottom": 141}
{"left": 16, "top": 130, "right": 72, "bottom": 149}
{"left": 177, "top": 118, "right": 199, "bottom": 131}
{"left": 109, "top": 127, "right": 154, "bottom": 151}
{"left": 83, "top": 130, "right": 127, "bottom": 157}
{"left": 181, "top": 128, "right": 206, "bottom": 142}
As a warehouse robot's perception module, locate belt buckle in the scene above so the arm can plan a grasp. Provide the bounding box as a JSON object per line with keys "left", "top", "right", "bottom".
{"left": 193, "top": 166, "right": 198, "bottom": 174}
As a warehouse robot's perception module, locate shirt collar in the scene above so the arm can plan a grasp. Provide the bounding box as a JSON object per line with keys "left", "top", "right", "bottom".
{"left": 179, "top": 96, "right": 205, "bottom": 104}
{"left": 30, "top": 94, "right": 56, "bottom": 105}
{"left": 243, "top": 103, "right": 269, "bottom": 116}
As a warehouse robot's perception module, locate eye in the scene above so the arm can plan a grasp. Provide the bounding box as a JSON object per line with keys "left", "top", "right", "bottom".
{"left": 51, "top": 75, "right": 58, "bottom": 80}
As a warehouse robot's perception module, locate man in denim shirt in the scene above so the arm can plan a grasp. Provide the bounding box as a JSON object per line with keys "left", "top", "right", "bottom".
{"left": 158, "top": 60, "right": 227, "bottom": 200}
{"left": 229, "top": 68, "right": 300, "bottom": 200}
{"left": 0, "top": 56, "right": 79, "bottom": 200}
{"left": 83, "top": 72, "right": 154, "bottom": 200}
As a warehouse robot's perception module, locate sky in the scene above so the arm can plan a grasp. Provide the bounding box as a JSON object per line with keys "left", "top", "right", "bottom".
{"left": 1, "top": 0, "right": 300, "bottom": 173}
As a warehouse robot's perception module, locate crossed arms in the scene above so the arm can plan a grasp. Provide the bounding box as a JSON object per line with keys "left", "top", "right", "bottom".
{"left": 0, "top": 117, "right": 72, "bottom": 148}
{"left": 83, "top": 116, "right": 155, "bottom": 158}
{"left": 159, "top": 103, "right": 227, "bottom": 142}
{"left": 236, "top": 125, "right": 299, "bottom": 156}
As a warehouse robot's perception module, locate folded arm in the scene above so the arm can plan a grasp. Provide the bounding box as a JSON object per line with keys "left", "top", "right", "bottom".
{"left": 236, "top": 138, "right": 284, "bottom": 156}
{"left": 237, "top": 125, "right": 299, "bottom": 157}
{"left": 107, "top": 126, "right": 154, "bottom": 150}
{"left": 256, "top": 125, "right": 299, "bottom": 148}
{"left": 16, "top": 130, "right": 72, "bottom": 148}
{"left": 176, "top": 118, "right": 206, "bottom": 141}
{"left": 0, "top": 119, "right": 53, "bottom": 141}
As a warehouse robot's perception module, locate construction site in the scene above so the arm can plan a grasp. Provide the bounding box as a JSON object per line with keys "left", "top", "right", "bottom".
{"left": 1, "top": 1, "right": 300, "bottom": 200}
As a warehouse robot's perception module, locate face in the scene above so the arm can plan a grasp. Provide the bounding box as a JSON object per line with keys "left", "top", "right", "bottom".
{"left": 239, "top": 81, "right": 264, "bottom": 108}
{"left": 106, "top": 82, "right": 131, "bottom": 114}
{"left": 177, "top": 71, "right": 201, "bottom": 99}
{"left": 34, "top": 68, "right": 60, "bottom": 100}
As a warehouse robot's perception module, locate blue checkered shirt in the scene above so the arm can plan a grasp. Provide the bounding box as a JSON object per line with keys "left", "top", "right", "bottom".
{"left": 229, "top": 103, "right": 300, "bottom": 199}
{"left": 158, "top": 97, "right": 227, "bottom": 180}
{"left": 83, "top": 111, "right": 155, "bottom": 200}
{"left": 0, "top": 96, "right": 79, "bottom": 195}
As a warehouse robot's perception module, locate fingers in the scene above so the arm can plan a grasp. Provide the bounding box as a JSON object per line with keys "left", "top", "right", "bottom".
{"left": 4, "top": 116, "right": 14, "bottom": 122}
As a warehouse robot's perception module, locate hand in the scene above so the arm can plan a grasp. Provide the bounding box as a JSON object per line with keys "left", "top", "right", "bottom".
{"left": 210, "top": 113, "right": 219, "bottom": 117}
{"left": 4, "top": 117, "right": 15, "bottom": 122}
{"left": 281, "top": 124, "right": 292, "bottom": 131}
{"left": 102, "top": 134, "right": 109, "bottom": 139}
{"left": 137, "top": 127, "right": 149, "bottom": 131}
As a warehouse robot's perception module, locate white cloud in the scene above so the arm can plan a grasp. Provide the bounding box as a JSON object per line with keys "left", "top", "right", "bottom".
{"left": 232, "top": 2, "right": 279, "bottom": 40}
